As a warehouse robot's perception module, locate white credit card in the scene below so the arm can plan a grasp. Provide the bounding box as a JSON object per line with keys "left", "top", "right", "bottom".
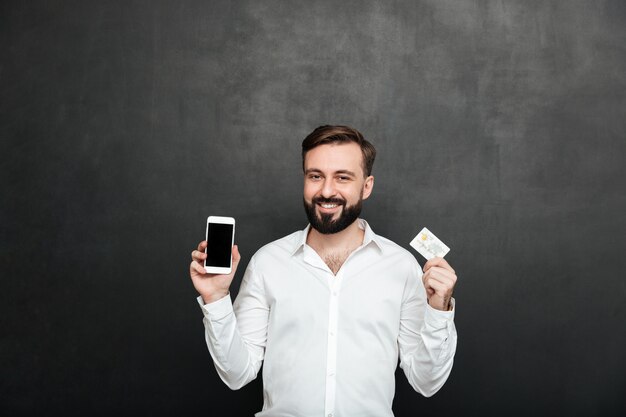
{"left": 410, "top": 227, "right": 450, "bottom": 260}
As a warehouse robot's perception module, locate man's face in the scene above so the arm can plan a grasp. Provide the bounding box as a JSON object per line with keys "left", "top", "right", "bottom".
{"left": 303, "top": 142, "right": 374, "bottom": 234}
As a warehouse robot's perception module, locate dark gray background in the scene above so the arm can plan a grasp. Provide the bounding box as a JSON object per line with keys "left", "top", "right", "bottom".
{"left": 2, "top": 1, "right": 625, "bottom": 416}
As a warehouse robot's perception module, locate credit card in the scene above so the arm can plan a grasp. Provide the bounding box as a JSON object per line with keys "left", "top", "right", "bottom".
{"left": 409, "top": 227, "right": 450, "bottom": 260}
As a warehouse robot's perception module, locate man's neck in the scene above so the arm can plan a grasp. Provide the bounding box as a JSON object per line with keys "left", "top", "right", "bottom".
{"left": 306, "top": 219, "right": 365, "bottom": 254}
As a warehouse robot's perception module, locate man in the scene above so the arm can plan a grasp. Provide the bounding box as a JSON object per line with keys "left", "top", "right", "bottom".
{"left": 190, "top": 125, "right": 458, "bottom": 417}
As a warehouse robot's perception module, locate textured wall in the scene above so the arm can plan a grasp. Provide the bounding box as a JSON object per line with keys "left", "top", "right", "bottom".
{"left": 2, "top": 1, "right": 625, "bottom": 415}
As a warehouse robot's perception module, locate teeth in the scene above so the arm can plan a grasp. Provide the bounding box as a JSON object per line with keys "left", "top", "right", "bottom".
{"left": 321, "top": 204, "right": 338, "bottom": 208}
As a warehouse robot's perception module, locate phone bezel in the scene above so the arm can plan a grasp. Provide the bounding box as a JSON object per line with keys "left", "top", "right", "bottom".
{"left": 204, "top": 216, "right": 235, "bottom": 274}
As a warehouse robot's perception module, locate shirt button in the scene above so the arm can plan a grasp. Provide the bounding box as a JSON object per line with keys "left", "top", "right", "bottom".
{"left": 328, "top": 414, "right": 333, "bottom": 417}
{"left": 332, "top": 291, "right": 337, "bottom": 296}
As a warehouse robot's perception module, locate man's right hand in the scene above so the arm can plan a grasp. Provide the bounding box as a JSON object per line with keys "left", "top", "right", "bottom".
{"left": 190, "top": 241, "right": 241, "bottom": 304}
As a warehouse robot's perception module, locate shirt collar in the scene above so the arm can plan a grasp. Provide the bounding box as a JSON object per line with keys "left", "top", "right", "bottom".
{"left": 290, "top": 218, "right": 384, "bottom": 256}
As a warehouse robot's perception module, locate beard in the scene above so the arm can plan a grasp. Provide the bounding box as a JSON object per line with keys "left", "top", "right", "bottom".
{"left": 303, "top": 195, "right": 363, "bottom": 234}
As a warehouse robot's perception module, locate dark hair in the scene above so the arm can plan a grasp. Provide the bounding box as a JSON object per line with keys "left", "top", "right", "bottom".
{"left": 301, "top": 125, "right": 377, "bottom": 177}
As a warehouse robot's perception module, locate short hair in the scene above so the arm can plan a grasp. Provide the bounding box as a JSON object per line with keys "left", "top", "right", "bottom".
{"left": 301, "top": 125, "right": 377, "bottom": 177}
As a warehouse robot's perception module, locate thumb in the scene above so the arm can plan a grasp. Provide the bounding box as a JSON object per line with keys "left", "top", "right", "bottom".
{"left": 232, "top": 245, "right": 241, "bottom": 268}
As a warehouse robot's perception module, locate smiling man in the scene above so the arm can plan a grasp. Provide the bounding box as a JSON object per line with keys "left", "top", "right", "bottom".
{"left": 190, "top": 125, "right": 458, "bottom": 417}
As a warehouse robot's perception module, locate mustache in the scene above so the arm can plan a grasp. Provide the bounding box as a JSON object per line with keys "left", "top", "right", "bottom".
{"left": 313, "top": 196, "right": 346, "bottom": 205}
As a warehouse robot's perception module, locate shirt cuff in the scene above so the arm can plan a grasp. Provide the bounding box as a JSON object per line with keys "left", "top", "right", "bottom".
{"left": 196, "top": 293, "right": 233, "bottom": 321}
{"left": 424, "top": 297, "right": 455, "bottom": 329}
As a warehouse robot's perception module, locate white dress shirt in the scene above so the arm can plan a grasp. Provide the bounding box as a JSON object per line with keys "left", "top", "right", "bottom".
{"left": 197, "top": 219, "right": 457, "bottom": 417}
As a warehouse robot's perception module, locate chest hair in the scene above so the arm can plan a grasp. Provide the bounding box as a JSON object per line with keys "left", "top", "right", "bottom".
{"left": 323, "top": 250, "right": 352, "bottom": 275}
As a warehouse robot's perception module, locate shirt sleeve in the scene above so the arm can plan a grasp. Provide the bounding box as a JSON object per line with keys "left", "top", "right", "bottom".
{"left": 196, "top": 259, "right": 269, "bottom": 390}
{"left": 397, "top": 259, "right": 457, "bottom": 397}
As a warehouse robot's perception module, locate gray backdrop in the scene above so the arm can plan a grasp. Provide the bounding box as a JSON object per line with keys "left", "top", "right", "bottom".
{"left": 2, "top": 1, "right": 625, "bottom": 416}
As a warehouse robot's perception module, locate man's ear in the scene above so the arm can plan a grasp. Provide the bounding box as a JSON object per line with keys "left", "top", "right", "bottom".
{"left": 362, "top": 176, "right": 374, "bottom": 200}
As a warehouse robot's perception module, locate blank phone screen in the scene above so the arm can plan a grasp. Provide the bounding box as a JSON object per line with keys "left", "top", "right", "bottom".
{"left": 206, "top": 223, "right": 233, "bottom": 267}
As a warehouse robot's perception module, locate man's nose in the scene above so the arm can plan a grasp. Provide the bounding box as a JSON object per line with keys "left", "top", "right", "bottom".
{"left": 321, "top": 178, "right": 336, "bottom": 198}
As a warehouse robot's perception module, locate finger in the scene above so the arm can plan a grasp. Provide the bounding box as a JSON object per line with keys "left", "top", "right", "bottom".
{"left": 191, "top": 249, "right": 207, "bottom": 263}
{"left": 197, "top": 240, "right": 207, "bottom": 252}
{"left": 423, "top": 268, "right": 456, "bottom": 289}
{"left": 230, "top": 245, "right": 241, "bottom": 274}
{"left": 190, "top": 260, "right": 206, "bottom": 275}
{"left": 423, "top": 257, "right": 453, "bottom": 272}
{"left": 423, "top": 257, "right": 443, "bottom": 272}
{"left": 425, "top": 274, "right": 455, "bottom": 292}
{"left": 424, "top": 277, "right": 449, "bottom": 295}
{"left": 423, "top": 257, "right": 454, "bottom": 274}
{"left": 232, "top": 245, "right": 241, "bottom": 263}
{"left": 426, "top": 266, "right": 457, "bottom": 282}
{"left": 423, "top": 268, "right": 455, "bottom": 290}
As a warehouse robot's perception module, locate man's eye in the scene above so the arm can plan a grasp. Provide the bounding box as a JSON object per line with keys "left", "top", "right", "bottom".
{"left": 338, "top": 176, "right": 350, "bottom": 181}
{"left": 309, "top": 175, "right": 321, "bottom": 180}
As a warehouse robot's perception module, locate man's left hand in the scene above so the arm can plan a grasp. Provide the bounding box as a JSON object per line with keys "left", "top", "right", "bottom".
{"left": 422, "top": 257, "right": 457, "bottom": 311}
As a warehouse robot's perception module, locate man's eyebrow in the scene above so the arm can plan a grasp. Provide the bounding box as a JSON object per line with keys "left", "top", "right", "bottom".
{"left": 335, "top": 170, "right": 357, "bottom": 177}
{"left": 304, "top": 168, "right": 356, "bottom": 177}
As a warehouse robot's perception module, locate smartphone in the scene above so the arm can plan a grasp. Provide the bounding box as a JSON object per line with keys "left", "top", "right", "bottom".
{"left": 204, "top": 216, "right": 235, "bottom": 274}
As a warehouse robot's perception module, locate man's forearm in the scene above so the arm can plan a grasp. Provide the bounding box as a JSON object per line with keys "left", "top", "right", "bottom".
{"left": 399, "top": 298, "right": 457, "bottom": 397}
{"left": 198, "top": 295, "right": 262, "bottom": 390}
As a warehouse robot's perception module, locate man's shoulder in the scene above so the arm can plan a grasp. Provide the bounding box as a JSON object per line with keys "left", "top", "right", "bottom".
{"left": 374, "top": 232, "right": 407, "bottom": 253}
{"left": 371, "top": 230, "right": 422, "bottom": 269}
{"left": 249, "top": 229, "right": 304, "bottom": 264}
